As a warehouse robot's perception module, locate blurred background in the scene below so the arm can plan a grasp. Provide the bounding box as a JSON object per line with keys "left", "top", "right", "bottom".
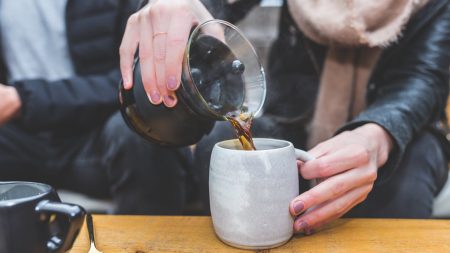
{"left": 57, "top": 1, "right": 450, "bottom": 218}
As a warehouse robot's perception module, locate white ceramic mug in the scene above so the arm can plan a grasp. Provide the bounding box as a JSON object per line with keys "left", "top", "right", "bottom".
{"left": 209, "top": 138, "right": 314, "bottom": 249}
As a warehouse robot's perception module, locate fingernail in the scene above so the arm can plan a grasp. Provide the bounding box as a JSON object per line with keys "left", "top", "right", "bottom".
{"left": 292, "top": 201, "right": 304, "bottom": 215}
{"left": 296, "top": 220, "right": 309, "bottom": 231}
{"left": 149, "top": 91, "right": 161, "bottom": 104}
{"left": 167, "top": 76, "right": 178, "bottom": 90}
{"left": 164, "top": 95, "right": 176, "bottom": 107}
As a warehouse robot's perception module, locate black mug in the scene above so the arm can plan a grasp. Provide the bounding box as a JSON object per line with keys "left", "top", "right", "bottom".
{"left": 0, "top": 181, "right": 86, "bottom": 253}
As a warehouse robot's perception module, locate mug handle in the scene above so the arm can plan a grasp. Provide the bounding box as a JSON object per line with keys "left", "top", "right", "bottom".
{"left": 35, "top": 200, "right": 86, "bottom": 252}
{"left": 295, "top": 149, "right": 315, "bottom": 162}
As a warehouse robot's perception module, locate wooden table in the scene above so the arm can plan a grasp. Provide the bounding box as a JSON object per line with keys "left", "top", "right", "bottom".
{"left": 71, "top": 215, "right": 450, "bottom": 253}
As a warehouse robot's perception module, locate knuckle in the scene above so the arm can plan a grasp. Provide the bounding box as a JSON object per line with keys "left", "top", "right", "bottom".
{"left": 365, "top": 168, "right": 378, "bottom": 182}
{"left": 365, "top": 184, "right": 374, "bottom": 195}
{"left": 149, "top": 6, "right": 158, "bottom": 17}
{"left": 330, "top": 181, "right": 346, "bottom": 198}
{"left": 150, "top": 2, "right": 167, "bottom": 18}
{"left": 357, "top": 193, "right": 369, "bottom": 204}
{"left": 139, "top": 49, "right": 152, "bottom": 60}
{"left": 334, "top": 200, "right": 349, "bottom": 215}
{"left": 358, "top": 147, "right": 371, "bottom": 163}
{"left": 356, "top": 185, "right": 373, "bottom": 204}
{"left": 317, "top": 161, "right": 333, "bottom": 178}
{"left": 127, "top": 13, "right": 139, "bottom": 26}
{"left": 138, "top": 9, "right": 148, "bottom": 22}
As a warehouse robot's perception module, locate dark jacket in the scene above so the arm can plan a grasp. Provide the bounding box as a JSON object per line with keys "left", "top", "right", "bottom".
{"left": 204, "top": 0, "right": 450, "bottom": 183}
{"left": 2, "top": 0, "right": 139, "bottom": 134}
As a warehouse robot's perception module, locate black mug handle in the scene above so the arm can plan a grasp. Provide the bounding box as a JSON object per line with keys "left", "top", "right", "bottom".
{"left": 35, "top": 200, "right": 86, "bottom": 252}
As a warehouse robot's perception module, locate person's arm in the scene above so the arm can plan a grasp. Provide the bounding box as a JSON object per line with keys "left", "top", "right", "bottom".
{"left": 12, "top": 69, "right": 121, "bottom": 132}
{"left": 336, "top": 1, "right": 450, "bottom": 184}
{"left": 289, "top": 2, "right": 449, "bottom": 234}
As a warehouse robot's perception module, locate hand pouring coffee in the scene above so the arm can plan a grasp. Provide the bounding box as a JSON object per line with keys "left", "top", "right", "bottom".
{"left": 119, "top": 20, "right": 266, "bottom": 148}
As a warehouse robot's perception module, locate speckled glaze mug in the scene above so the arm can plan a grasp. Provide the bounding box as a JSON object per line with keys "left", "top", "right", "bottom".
{"left": 209, "top": 138, "right": 314, "bottom": 249}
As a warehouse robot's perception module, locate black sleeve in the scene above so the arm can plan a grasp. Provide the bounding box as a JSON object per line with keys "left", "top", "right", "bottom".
{"left": 201, "top": 0, "right": 261, "bottom": 22}
{"left": 337, "top": 2, "right": 450, "bottom": 184}
{"left": 11, "top": 0, "right": 141, "bottom": 133}
{"left": 13, "top": 69, "right": 121, "bottom": 132}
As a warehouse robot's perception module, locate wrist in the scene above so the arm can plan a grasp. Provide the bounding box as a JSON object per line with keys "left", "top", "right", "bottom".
{"left": 355, "top": 123, "right": 393, "bottom": 166}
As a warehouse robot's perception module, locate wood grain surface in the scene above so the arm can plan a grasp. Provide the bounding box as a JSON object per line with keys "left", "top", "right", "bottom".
{"left": 71, "top": 215, "right": 450, "bottom": 253}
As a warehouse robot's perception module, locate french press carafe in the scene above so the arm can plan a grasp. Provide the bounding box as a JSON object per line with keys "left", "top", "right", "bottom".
{"left": 119, "top": 20, "right": 266, "bottom": 147}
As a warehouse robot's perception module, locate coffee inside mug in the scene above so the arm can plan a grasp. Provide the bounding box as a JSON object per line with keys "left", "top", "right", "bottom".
{"left": 217, "top": 138, "right": 290, "bottom": 151}
{"left": 0, "top": 182, "right": 49, "bottom": 203}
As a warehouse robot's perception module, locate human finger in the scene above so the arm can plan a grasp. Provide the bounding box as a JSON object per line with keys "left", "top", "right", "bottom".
{"left": 119, "top": 13, "right": 139, "bottom": 90}
{"left": 150, "top": 3, "right": 173, "bottom": 107}
{"left": 138, "top": 7, "right": 161, "bottom": 104}
{"left": 289, "top": 166, "right": 376, "bottom": 216}
{"left": 293, "top": 184, "right": 373, "bottom": 233}
{"left": 165, "top": 5, "right": 194, "bottom": 93}
{"left": 300, "top": 144, "right": 371, "bottom": 180}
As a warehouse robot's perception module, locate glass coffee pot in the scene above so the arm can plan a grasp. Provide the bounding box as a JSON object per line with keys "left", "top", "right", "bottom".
{"left": 119, "top": 20, "right": 266, "bottom": 147}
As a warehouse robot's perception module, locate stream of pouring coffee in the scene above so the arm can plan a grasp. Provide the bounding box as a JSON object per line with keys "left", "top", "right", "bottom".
{"left": 226, "top": 111, "right": 256, "bottom": 150}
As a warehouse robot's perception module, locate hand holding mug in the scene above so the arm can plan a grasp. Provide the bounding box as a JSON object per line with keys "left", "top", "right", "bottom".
{"left": 119, "top": 0, "right": 214, "bottom": 107}
{"left": 290, "top": 123, "right": 393, "bottom": 233}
